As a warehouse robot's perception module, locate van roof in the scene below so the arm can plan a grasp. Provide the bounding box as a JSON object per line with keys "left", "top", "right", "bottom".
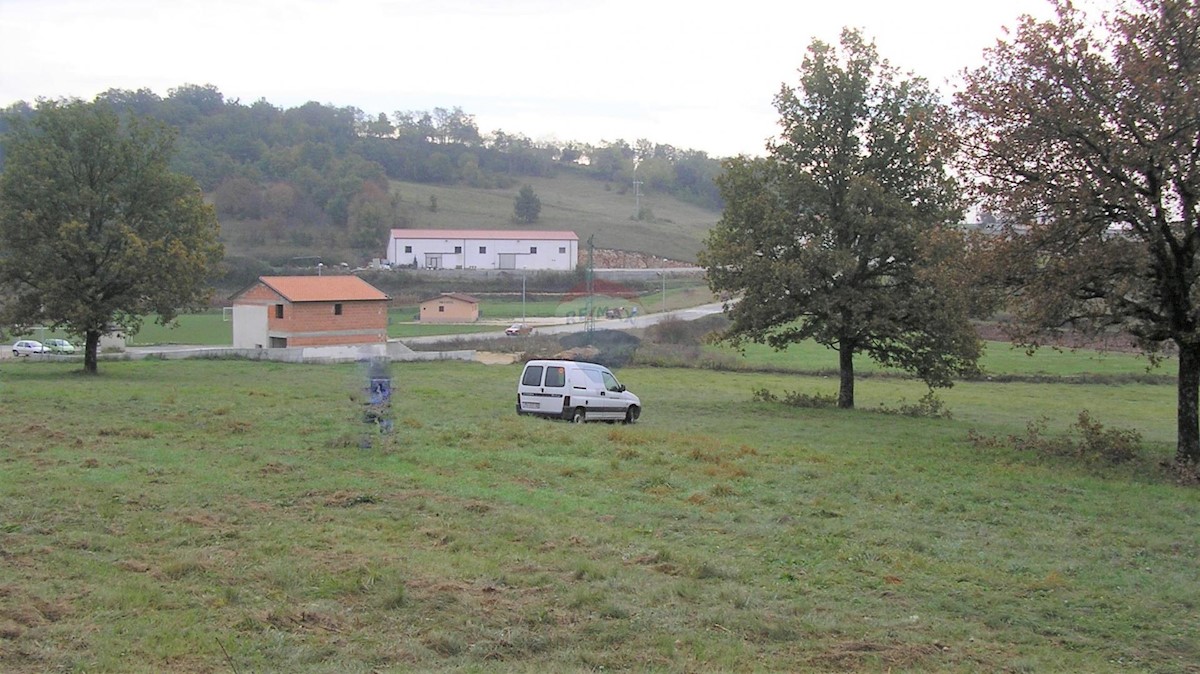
{"left": 525, "top": 359, "right": 608, "bottom": 369}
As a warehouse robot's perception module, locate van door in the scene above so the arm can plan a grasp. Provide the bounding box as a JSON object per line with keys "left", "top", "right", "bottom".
{"left": 519, "top": 363, "right": 567, "bottom": 415}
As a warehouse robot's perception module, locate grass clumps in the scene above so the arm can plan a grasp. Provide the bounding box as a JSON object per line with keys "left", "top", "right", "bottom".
{"left": 969, "top": 410, "right": 1143, "bottom": 464}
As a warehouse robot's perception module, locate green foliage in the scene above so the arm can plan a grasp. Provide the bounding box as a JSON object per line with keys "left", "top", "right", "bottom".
{"left": 702, "top": 28, "right": 980, "bottom": 409}
{"left": 513, "top": 184, "right": 542, "bottom": 223}
{"left": 750, "top": 387, "right": 839, "bottom": 408}
{"left": 957, "top": 0, "right": 1200, "bottom": 464}
{"left": 970, "top": 411, "right": 1144, "bottom": 464}
{"left": 0, "top": 99, "right": 223, "bottom": 372}
{"left": 876, "top": 391, "right": 953, "bottom": 419}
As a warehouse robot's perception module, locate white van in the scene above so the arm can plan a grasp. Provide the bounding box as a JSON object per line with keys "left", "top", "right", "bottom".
{"left": 517, "top": 359, "right": 641, "bottom": 423}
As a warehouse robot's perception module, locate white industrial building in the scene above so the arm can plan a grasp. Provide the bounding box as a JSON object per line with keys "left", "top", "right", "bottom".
{"left": 387, "top": 229, "right": 578, "bottom": 271}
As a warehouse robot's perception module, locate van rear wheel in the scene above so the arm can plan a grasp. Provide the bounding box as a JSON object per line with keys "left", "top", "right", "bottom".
{"left": 571, "top": 407, "right": 586, "bottom": 423}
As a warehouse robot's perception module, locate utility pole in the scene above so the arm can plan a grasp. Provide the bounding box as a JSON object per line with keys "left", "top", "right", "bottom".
{"left": 633, "top": 168, "right": 643, "bottom": 220}
{"left": 585, "top": 235, "right": 595, "bottom": 335}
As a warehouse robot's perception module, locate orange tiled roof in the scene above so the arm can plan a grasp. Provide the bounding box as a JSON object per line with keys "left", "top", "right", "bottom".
{"left": 257, "top": 276, "right": 389, "bottom": 302}
{"left": 389, "top": 228, "right": 578, "bottom": 241}
{"left": 425, "top": 292, "right": 480, "bottom": 304}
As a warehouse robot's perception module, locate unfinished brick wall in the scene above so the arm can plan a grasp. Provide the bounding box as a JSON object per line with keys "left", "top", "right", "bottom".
{"left": 234, "top": 283, "right": 388, "bottom": 346}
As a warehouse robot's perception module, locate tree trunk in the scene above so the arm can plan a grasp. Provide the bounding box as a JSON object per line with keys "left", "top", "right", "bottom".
{"left": 1177, "top": 342, "right": 1200, "bottom": 465}
{"left": 838, "top": 340, "right": 855, "bottom": 409}
{"left": 83, "top": 329, "right": 100, "bottom": 375}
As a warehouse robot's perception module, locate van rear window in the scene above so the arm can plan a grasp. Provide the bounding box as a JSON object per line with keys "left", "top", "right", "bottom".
{"left": 544, "top": 366, "right": 566, "bottom": 387}
{"left": 521, "top": 365, "right": 543, "bottom": 386}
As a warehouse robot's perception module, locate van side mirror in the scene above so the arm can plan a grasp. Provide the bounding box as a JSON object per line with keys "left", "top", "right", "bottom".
{"left": 618, "top": 384, "right": 626, "bottom": 392}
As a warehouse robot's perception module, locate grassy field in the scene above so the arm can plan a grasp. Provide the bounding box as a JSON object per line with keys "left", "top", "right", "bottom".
{"left": 0, "top": 352, "right": 1195, "bottom": 673}
{"left": 223, "top": 168, "right": 721, "bottom": 267}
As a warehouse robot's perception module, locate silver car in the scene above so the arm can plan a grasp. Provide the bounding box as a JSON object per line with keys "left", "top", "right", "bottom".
{"left": 12, "top": 340, "right": 49, "bottom": 356}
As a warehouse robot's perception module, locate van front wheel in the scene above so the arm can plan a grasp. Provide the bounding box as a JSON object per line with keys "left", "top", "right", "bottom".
{"left": 624, "top": 405, "right": 640, "bottom": 424}
{"left": 571, "top": 407, "right": 586, "bottom": 424}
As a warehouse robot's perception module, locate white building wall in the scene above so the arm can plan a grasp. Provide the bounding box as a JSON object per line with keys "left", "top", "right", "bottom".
{"left": 388, "top": 235, "right": 577, "bottom": 271}
{"left": 232, "top": 304, "right": 268, "bottom": 348}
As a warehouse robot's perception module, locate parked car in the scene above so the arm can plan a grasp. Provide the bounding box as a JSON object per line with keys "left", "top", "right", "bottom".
{"left": 505, "top": 322, "right": 533, "bottom": 336}
{"left": 516, "top": 359, "right": 641, "bottom": 423}
{"left": 12, "top": 340, "right": 49, "bottom": 356}
{"left": 44, "top": 338, "right": 76, "bottom": 354}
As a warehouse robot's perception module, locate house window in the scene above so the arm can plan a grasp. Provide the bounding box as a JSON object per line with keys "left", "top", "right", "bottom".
{"left": 334, "top": 303, "right": 343, "bottom": 316}
{"left": 275, "top": 304, "right": 284, "bottom": 319}
{"left": 479, "top": 246, "right": 487, "bottom": 254}
{"left": 559, "top": 246, "right": 566, "bottom": 254}
{"left": 438, "top": 305, "right": 445, "bottom": 313}
{"left": 454, "top": 246, "right": 462, "bottom": 253}
{"left": 530, "top": 246, "right": 538, "bottom": 254}
{"left": 404, "top": 245, "right": 412, "bottom": 253}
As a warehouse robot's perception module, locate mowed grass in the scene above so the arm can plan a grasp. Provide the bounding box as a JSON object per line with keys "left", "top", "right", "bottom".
{"left": 0, "top": 357, "right": 1195, "bottom": 673}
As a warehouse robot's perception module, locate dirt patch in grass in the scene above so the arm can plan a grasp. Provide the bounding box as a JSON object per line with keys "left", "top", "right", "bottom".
{"left": 475, "top": 351, "right": 518, "bottom": 365}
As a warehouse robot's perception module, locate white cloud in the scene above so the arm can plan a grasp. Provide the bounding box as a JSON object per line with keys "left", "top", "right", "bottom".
{"left": 0, "top": 0, "right": 1060, "bottom": 156}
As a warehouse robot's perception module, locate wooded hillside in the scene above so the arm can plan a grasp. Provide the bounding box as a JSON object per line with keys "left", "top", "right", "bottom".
{"left": 1, "top": 85, "right": 725, "bottom": 278}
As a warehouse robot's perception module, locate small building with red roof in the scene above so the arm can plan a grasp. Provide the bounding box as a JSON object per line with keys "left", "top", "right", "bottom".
{"left": 418, "top": 292, "right": 481, "bottom": 323}
{"left": 230, "top": 275, "right": 390, "bottom": 348}
{"left": 387, "top": 229, "right": 578, "bottom": 271}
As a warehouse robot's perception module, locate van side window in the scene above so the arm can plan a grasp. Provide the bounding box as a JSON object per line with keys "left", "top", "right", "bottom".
{"left": 544, "top": 366, "right": 566, "bottom": 387}
{"left": 602, "top": 372, "right": 622, "bottom": 392}
{"left": 521, "top": 366, "right": 544, "bottom": 387}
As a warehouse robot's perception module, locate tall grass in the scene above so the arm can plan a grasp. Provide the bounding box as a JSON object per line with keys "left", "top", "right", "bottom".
{"left": 0, "top": 358, "right": 1192, "bottom": 673}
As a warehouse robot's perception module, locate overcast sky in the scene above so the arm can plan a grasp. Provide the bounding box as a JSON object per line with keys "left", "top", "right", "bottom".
{"left": 0, "top": 0, "right": 1060, "bottom": 157}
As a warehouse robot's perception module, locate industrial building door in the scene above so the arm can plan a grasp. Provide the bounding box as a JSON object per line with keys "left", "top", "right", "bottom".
{"left": 498, "top": 253, "right": 517, "bottom": 270}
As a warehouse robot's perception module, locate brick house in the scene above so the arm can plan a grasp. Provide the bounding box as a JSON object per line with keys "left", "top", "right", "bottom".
{"left": 230, "top": 276, "right": 390, "bottom": 348}
{"left": 419, "top": 293, "right": 480, "bottom": 323}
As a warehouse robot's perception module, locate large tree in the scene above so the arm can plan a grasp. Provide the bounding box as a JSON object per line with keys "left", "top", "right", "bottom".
{"left": 957, "top": 0, "right": 1200, "bottom": 465}
{"left": 0, "top": 99, "right": 223, "bottom": 373}
{"left": 701, "top": 28, "right": 980, "bottom": 408}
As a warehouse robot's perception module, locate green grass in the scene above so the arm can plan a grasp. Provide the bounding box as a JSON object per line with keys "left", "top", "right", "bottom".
{"left": 720, "top": 339, "right": 1177, "bottom": 381}
{"left": 0, "top": 356, "right": 1194, "bottom": 673}
{"left": 223, "top": 168, "right": 721, "bottom": 266}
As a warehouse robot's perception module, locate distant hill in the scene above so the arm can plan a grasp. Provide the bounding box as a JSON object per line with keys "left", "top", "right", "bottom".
{"left": 221, "top": 166, "right": 720, "bottom": 270}
{"left": 2, "top": 85, "right": 726, "bottom": 281}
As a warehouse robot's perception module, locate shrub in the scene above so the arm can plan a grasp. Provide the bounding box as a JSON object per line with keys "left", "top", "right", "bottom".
{"left": 751, "top": 388, "right": 838, "bottom": 409}
{"left": 968, "top": 411, "right": 1142, "bottom": 464}
{"left": 646, "top": 314, "right": 730, "bottom": 346}
{"left": 558, "top": 329, "right": 640, "bottom": 368}
{"left": 632, "top": 343, "right": 738, "bottom": 370}
{"left": 877, "top": 391, "right": 953, "bottom": 419}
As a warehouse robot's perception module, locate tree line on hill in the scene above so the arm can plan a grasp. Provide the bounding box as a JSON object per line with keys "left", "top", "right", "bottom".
{"left": 0, "top": 85, "right": 724, "bottom": 257}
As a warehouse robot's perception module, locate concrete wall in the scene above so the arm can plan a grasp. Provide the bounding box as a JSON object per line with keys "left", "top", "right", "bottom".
{"left": 232, "top": 304, "right": 267, "bottom": 348}
{"left": 109, "top": 342, "right": 475, "bottom": 364}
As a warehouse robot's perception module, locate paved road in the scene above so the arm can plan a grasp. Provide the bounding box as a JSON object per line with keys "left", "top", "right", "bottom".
{"left": 400, "top": 301, "right": 730, "bottom": 346}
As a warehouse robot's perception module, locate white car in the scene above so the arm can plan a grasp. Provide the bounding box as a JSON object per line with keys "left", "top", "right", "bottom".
{"left": 505, "top": 323, "right": 533, "bottom": 336}
{"left": 517, "top": 359, "right": 641, "bottom": 423}
{"left": 45, "top": 338, "right": 76, "bottom": 354}
{"left": 12, "top": 340, "right": 49, "bottom": 356}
